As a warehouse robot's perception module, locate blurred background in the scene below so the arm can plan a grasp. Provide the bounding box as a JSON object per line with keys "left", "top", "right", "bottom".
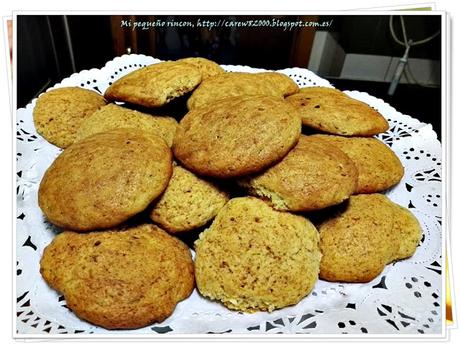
{"left": 16, "top": 14, "right": 442, "bottom": 137}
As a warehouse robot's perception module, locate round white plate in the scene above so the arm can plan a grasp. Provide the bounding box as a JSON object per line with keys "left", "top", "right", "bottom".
{"left": 16, "top": 54, "right": 442, "bottom": 335}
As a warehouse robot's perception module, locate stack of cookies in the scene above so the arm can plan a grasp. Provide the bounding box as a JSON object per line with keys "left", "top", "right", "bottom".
{"left": 33, "top": 56, "right": 422, "bottom": 329}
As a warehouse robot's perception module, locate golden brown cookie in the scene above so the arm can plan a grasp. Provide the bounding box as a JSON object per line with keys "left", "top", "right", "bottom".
{"left": 391, "top": 204, "right": 422, "bottom": 260}
{"left": 33, "top": 87, "right": 106, "bottom": 148}
{"left": 239, "top": 135, "right": 358, "bottom": 211}
{"left": 104, "top": 61, "right": 202, "bottom": 108}
{"left": 75, "top": 103, "right": 178, "bottom": 147}
{"left": 194, "top": 197, "right": 321, "bottom": 312}
{"left": 258, "top": 72, "right": 300, "bottom": 96}
{"left": 38, "top": 128, "right": 172, "bottom": 231}
{"left": 177, "top": 57, "right": 225, "bottom": 79}
{"left": 173, "top": 95, "right": 301, "bottom": 178}
{"left": 186, "top": 72, "right": 299, "bottom": 109}
{"left": 40, "top": 224, "right": 194, "bottom": 329}
{"left": 319, "top": 194, "right": 421, "bottom": 283}
{"left": 150, "top": 165, "right": 229, "bottom": 233}
{"left": 286, "top": 87, "right": 389, "bottom": 136}
{"left": 311, "top": 135, "right": 404, "bottom": 193}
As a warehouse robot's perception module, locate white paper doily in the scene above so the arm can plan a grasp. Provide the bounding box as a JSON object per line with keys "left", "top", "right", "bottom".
{"left": 16, "top": 54, "right": 442, "bottom": 335}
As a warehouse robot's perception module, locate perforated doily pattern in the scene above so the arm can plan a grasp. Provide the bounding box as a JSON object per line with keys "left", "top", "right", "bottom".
{"left": 16, "top": 54, "right": 442, "bottom": 335}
